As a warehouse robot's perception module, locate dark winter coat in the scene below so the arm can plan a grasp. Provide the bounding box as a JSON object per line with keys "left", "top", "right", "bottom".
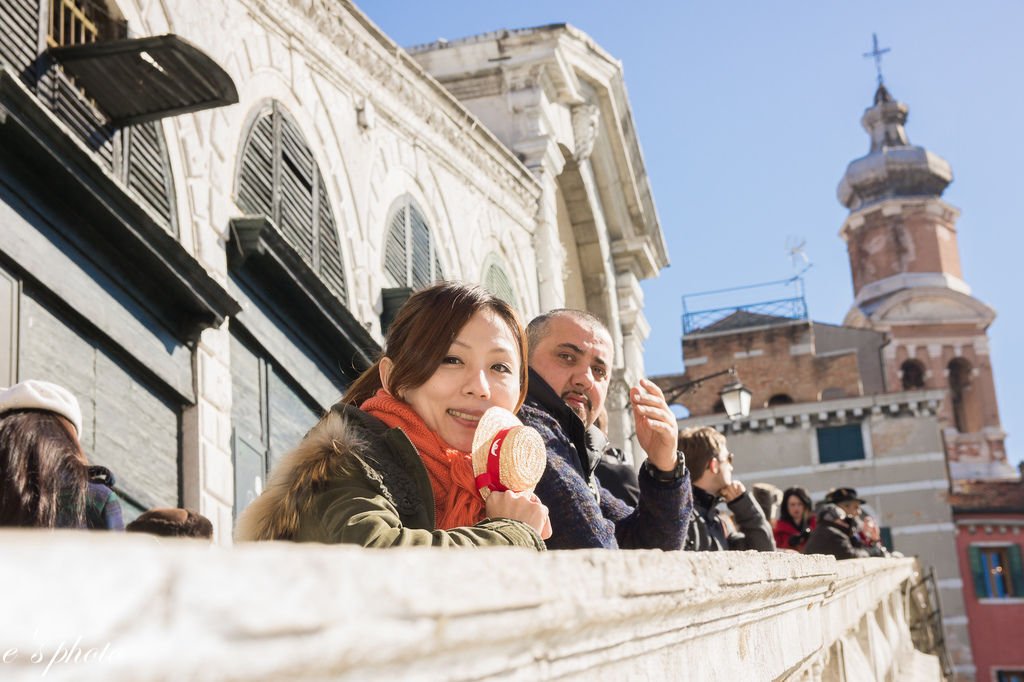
{"left": 235, "top": 403, "right": 544, "bottom": 549}
{"left": 518, "top": 369, "right": 692, "bottom": 550}
{"left": 685, "top": 485, "right": 775, "bottom": 552}
{"left": 803, "top": 520, "right": 870, "bottom": 560}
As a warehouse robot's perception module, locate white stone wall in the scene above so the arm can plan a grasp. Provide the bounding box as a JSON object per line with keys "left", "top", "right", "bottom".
{"left": 107, "top": 0, "right": 547, "bottom": 538}
{"left": 0, "top": 531, "right": 939, "bottom": 681}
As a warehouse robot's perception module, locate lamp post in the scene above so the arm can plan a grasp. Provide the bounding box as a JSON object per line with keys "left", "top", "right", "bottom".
{"left": 663, "top": 367, "right": 752, "bottom": 420}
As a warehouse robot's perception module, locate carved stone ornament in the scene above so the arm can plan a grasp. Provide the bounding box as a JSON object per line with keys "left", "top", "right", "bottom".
{"left": 571, "top": 103, "right": 600, "bottom": 162}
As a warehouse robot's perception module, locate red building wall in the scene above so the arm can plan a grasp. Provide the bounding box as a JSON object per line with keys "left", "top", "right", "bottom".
{"left": 953, "top": 513, "right": 1024, "bottom": 681}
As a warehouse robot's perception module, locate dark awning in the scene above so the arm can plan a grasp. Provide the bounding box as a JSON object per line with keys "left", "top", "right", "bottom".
{"left": 228, "top": 216, "right": 380, "bottom": 377}
{"left": 48, "top": 34, "right": 237, "bottom": 126}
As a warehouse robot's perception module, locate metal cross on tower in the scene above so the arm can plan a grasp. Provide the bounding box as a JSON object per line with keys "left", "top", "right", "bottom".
{"left": 863, "top": 33, "right": 891, "bottom": 87}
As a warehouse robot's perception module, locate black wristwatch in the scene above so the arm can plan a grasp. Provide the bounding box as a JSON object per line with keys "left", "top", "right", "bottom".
{"left": 644, "top": 451, "right": 686, "bottom": 483}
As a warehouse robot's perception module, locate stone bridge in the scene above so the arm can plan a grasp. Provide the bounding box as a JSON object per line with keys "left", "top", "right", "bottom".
{"left": 0, "top": 531, "right": 941, "bottom": 680}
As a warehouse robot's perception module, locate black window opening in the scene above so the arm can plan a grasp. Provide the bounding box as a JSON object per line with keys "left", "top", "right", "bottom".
{"left": 46, "top": 0, "right": 128, "bottom": 50}
{"left": 385, "top": 198, "right": 444, "bottom": 290}
{"left": 969, "top": 544, "right": 1024, "bottom": 600}
{"left": 901, "top": 359, "right": 926, "bottom": 390}
{"left": 948, "top": 357, "right": 973, "bottom": 433}
{"left": 767, "top": 394, "right": 794, "bottom": 407}
{"left": 484, "top": 261, "right": 517, "bottom": 309}
{"left": 997, "top": 671, "right": 1024, "bottom": 682}
{"left": 816, "top": 423, "right": 866, "bottom": 463}
{"left": 236, "top": 101, "right": 348, "bottom": 306}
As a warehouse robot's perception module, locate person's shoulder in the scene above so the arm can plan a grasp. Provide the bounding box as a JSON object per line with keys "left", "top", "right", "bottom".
{"left": 519, "top": 402, "right": 562, "bottom": 435}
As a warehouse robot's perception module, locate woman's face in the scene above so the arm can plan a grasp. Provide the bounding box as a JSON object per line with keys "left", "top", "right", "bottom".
{"left": 400, "top": 309, "right": 521, "bottom": 452}
{"left": 787, "top": 495, "right": 807, "bottom": 521}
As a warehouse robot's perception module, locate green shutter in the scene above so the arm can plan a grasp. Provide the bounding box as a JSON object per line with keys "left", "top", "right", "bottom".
{"left": 968, "top": 546, "right": 989, "bottom": 598}
{"left": 1008, "top": 545, "right": 1024, "bottom": 597}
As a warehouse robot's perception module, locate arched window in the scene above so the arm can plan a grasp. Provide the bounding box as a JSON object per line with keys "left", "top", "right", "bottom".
{"left": 949, "top": 358, "right": 973, "bottom": 433}
{"left": 711, "top": 399, "right": 725, "bottom": 414}
{"left": 483, "top": 262, "right": 516, "bottom": 308}
{"left": 236, "top": 102, "right": 347, "bottom": 304}
{"left": 820, "top": 387, "right": 846, "bottom": 401}
{"left": 767, "top": 394, "right": 794, "bottom": 407}
{"left": 901, "top": 359, "right": 926, "bottom": 390}
{"left": 384, "top": 198, "right": 443, "bottom": 289}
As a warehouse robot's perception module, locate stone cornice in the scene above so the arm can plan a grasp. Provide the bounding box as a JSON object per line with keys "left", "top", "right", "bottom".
{"left": 241, "top": 0, "right": 541, "bottom": 220}
{"left": 679, "top": 389, "right": 947, "bottom": 434}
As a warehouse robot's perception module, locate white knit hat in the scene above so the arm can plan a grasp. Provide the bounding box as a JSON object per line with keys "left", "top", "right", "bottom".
{"left": 0, "top": 380, "right": 83, "bottom": 437}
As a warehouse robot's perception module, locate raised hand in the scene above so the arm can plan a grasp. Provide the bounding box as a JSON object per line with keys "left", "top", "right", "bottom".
{"left": 629, "top": 378, "right": 679, "bottom": 472}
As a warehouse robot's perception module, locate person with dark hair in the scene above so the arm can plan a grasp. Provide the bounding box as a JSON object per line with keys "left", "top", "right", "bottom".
{"left": 236, "top": 282, "right": 549, "bottom": 548}
{"left": 751, "top": 482, "right": 782, "bottom": 525}
{"left": 0, "top": 380, "right": 123, "bottom": 530}
{"left": 518, "top": 309, "right": 691, "bottom": 550}
{"left": 127, "top": 508, "right": 213, "bottom": 540}
{"left": 803, "top": 503, "right": 870, "bottom": 560}
{"left": 680, "top": 426, "right": 774, "bottom": 552}
{"left": 774, "top": 486, "right": 816, "bottom": 552}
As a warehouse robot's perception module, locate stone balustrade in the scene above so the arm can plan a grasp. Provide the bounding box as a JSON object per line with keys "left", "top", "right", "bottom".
{"left": 0, "top": 531, "right": 941, "bottom": 681}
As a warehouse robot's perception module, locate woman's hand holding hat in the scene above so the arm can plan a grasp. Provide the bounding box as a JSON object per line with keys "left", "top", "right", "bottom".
{"left": 471, "top": 407, "right": 546, "bottom": 498}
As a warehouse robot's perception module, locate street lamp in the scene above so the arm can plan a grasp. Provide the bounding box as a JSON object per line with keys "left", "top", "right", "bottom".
{"left": 663, "top": 367, "right": 752, "bottom": 420}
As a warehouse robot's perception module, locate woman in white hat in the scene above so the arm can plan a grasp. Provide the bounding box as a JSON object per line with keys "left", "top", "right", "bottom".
{"left": 0, "top": 380, "right": 124, "bottom": 529}
{"left": 236, "top": 281, "right": 550, "bottom": 548}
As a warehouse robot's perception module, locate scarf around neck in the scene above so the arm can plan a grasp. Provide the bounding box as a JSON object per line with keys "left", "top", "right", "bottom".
{"left": 360, "top": 389, "right": 484, "bottom": 530}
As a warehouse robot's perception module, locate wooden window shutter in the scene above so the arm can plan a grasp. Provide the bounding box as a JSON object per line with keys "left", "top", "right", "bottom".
{"left": 484, "top": 263, "right": 515, "bottom": 307}
{"left": 409, "top": 204, "right": 432, "bottom": 289}
{"left": 968, "top": 546, "right": 989, "bottom": 598}
{"left": 1009, "top": 544, "right": 1024, "bottom": 596}
{"left": 384, "top": 206, "right": 408, "bottom": 287}
{"left": 236, "top": 102, "right": 348, "bottom": 306}
{"left": 316, "top": 173, "right": 347, "bottom": 305}
{"left": 125, "top": 121, "right": 177, "bottom": 234}
{"left": 237, "top": 109, "right": 275, "bottom": 218}
{"left": 277, "top": 113, "right": 315, "bottom": 264}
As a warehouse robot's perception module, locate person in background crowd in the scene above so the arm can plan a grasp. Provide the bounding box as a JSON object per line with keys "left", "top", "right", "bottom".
{"left": 751, "top": 482, "right": 782, "bottom": 527}
{"left": 591, "top": 409, "right": 640, "bottom": 507}
{"left": 518, "top": 309, "right": 692, "bottom": 550}
{"left": 236, "top": 282, "right": 549, "bottom": 548}
{"left": 680, "top": 426, "right": 774, "bottom": 552}
{"left": 0, "top": 380, "right": 123, "bottom": 530}
{"left": 127, "top": 508, "right": 213, "bottom": 540}
{"left": 803, "top": 503, "right": 870, "bottom": 560}
{"left": 774, "top": 486, "right": 816, "bottom": 552}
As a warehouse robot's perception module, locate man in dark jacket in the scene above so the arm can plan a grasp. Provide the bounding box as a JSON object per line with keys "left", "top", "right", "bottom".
{"left": 679, "top": 426, "right": 774, "bottom": 552}
{"left": 803, "top": 503, "right": 871, "bottom": 560}
{"left": 519, "top": 309, "right": 692, "bottom": 550}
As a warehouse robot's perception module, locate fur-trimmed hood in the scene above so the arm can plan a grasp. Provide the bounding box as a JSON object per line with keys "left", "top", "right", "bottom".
{"left": 234, "top": 409, "right": 366, "bottom": 542}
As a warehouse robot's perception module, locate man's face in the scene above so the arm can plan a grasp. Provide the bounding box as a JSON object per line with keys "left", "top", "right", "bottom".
{"left": 714, "top": 445, "right": 734, "bottom": 488}
{"left": 529, "top": 315, "right": 613, "bottom": 427}
{"left": 837, "top": 500, "right": 861, "bottom": 518}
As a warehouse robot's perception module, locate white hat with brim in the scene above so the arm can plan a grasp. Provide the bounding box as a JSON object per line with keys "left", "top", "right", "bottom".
{"left": 0, "top": 380, "right": 83, "bottom": 437}
{"left": 471, "top": 406, "right": 546, "bottom": 499}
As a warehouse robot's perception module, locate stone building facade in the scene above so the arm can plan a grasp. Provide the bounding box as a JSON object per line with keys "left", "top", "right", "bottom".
{"left": 0, "top": 0, "right": 666, "bottom": 539}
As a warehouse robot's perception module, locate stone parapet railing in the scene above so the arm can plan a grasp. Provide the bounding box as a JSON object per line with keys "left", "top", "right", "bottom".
{"left": 0, "top": 531, "right": 940, "bottom": 681}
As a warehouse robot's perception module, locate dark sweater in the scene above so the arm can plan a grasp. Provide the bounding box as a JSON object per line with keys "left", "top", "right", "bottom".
{"left": 519, "top": 369, "right": 692, "bottom": 550}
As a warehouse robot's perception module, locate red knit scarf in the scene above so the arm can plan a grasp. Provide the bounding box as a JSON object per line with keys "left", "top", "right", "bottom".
{"left": 360, "top": 389, "right": 484, "bottom": 530}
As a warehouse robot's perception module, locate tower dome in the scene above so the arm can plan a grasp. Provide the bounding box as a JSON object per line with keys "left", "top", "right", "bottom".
{"left": 837, "top": 85, "right": 953, "bottom": 210}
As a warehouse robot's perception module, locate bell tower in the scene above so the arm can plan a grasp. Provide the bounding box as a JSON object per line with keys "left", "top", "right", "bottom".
{"left": 837, "top": 84, "right": 1016, "bottom": 481}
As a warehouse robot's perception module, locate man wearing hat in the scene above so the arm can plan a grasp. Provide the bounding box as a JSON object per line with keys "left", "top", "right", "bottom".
{"left": 803, "top": 503, "right": 871, "bottom": 560}
{"left": 518, "top": 309, "right": 692, "bottom": 550}
{"left": 825, "top": 487, "right": 866, "bottom": 519}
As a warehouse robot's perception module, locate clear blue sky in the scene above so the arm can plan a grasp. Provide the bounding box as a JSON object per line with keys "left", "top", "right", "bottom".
{"left": 359, "top": 2, "right": 1024, "bottom": 467}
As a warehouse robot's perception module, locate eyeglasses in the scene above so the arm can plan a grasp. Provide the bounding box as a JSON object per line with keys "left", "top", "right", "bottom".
{"left": 718, "top": 452, "right": 734, "bottom": 465}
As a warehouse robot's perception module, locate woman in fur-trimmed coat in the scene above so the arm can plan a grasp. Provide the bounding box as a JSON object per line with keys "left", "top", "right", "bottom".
{"left": 235, "top": 282, "right": 549, "bottom": 549}
{"left": 234, "top": 402, "right": 543, "bottom": 548}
